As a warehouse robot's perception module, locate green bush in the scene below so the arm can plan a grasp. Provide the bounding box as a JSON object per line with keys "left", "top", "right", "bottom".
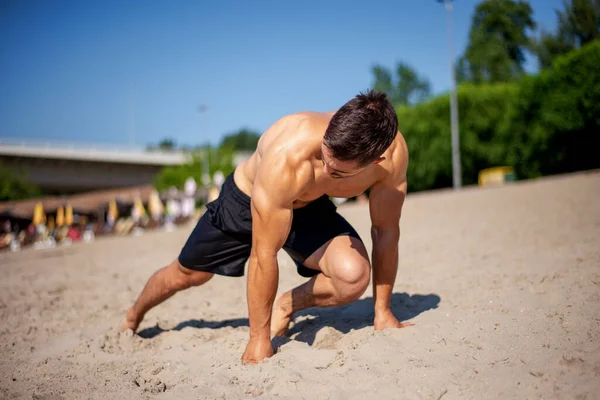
{"left": 399, "top": 40, "right": 600, "bottom": 192}
{"left": 398, "top": 83, "right": 518, "bottom": 192}
{"left": 501, "top": 39, "right": 600, "bottom": 179}
{"left": 154, "top": 146, "right": 236, "bottom": 192}
{"left": 0, "top": 162, "right": 40, "bottom": 201}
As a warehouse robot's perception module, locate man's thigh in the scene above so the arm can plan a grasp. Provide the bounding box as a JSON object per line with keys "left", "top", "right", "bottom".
{"left": 283, "top": 198, "right": 367, "bottom": 277}
{"left": 301, "top": 234, "right": 370, "bottom": 280}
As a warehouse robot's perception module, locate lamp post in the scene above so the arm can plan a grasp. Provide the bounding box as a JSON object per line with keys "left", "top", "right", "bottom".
{"left": 437, "top": 0, "right": 462, "bottom": 189}
{"left": 129, "top": 84, "right": 137, "bottom": 147}
{"left": 198, "top": 104, "right": 211, "bottom": 186}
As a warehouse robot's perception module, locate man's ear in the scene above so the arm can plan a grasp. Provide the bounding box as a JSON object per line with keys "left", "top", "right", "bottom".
{"left": 371, "top": 157, "right": 385, "bottom": 165}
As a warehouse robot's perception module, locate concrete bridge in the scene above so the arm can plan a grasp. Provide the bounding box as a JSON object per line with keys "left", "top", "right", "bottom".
{"left": 0, "top": 139, "right": 191, "bottom": 194}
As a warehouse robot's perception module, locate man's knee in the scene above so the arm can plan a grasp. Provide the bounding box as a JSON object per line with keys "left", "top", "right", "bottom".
{"left": 171, "top": 260, "right": 214, "bottom": 290}
{"left": 333, "top": 258, "right": 371, "bottom": 302}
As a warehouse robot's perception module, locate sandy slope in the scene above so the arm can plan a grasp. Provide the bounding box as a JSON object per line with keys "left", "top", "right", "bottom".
{"left": 1, "top": 171, "right": 599, "bottom": 400}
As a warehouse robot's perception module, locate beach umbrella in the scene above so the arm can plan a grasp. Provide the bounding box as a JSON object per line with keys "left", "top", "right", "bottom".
{"left": 56, "top": 207, "right": 65, "bottom": 227}
{"left": 148, "top": 190, "right": 164, "bottom": 220}
{"left": 65, "top": 204, "right": 73, "bottom": 226}
{"left": 32, "top": 202, "right": 46, "bottom": 227}
{"left": 108, "top": 199, "right": 119, "bottom": 221}
{"left": 132, "top": 197, "right": 146, "bottom": 221}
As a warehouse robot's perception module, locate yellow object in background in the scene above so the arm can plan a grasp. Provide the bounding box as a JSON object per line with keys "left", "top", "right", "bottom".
{"left": 32, "top": 202, "right": 46, "bottom": 226}
{"left": 56, "top": 207, "right": 65, "bottom": 227}
{"left": 132, "top": 198, "right": 147, "bottom": 219}
{"left": 65, "top": 204, "right": 73, "bottom": 226}
{"left": 478, "top": 166, "right": 516, "bottom": 187}
{"left": 108, "top": 199, "right": 119, "bottom": 221}
{"left": 148, "top": 190, "right": 164, "bottom": 219}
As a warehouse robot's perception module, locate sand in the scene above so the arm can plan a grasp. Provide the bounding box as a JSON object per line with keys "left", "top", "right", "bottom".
{"left": 1, "top": 171, "right": 599, "bottom": 400}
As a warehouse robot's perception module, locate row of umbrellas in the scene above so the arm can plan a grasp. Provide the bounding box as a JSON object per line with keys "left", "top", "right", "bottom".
{"left": 30, "top": 189, "right": 168, "bottom": 229}
{"left": 33, "top": 203, "right": 74, "bottom": 227}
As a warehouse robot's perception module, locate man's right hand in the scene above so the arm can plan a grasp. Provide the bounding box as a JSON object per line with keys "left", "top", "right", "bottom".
{"left": 243, "top": 115, "right": 314, "bottom": 366}
{"left": 241, "top": 336, "right": 274, "bottom": 365}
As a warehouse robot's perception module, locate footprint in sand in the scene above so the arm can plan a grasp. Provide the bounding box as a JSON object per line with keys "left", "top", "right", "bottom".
{"left": 95, "top": 329, "right": 147, "bottom": 354}
{"left": 312, "top": 327, "right": 344, "bottom": 350}
{"left": 133, "top": 375, "right": 167, "bottom": 394}
{"left": 132, "top": 363, "right": 175, "bottom": 394}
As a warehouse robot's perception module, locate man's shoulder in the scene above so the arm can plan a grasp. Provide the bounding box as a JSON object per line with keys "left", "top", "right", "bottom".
{"left": 263, "top": 111, "right": 326, "bottom": 158}
{"left": 276, "top": 110, "right": 333, "bottom": 131}
{"left": 368, "top": 131, "right": 408, "bottom": 192}
{"left": 394, "top": 131, "right": 409, "bottom": 170}
{"left": 257, "top": 113, "right": 319, "bottom": 180}
{"left": 253, "top": 136, "right": 315, "bottom": 203}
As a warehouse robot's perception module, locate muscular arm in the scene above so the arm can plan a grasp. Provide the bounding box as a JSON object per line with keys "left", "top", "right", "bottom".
{"left": 368, "top": 147, "right": 413, "bottom": 329}
{"left": 246, "top": 176, "right": 292, "bottom": 343}
{"left": 242, "top": 123, "right": 313, "bottom": 364}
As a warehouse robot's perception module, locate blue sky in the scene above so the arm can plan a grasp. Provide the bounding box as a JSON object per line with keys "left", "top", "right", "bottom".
{"left": 1, "top": 0, "right": 564, "bottom": 148}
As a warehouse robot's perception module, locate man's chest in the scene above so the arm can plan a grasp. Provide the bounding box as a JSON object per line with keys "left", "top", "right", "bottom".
{"left": 294, "top": 173, "right": 376, "bottom": 206}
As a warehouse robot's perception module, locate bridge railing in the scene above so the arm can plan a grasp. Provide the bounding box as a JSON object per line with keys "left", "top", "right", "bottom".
{"left": 0, "top": 137, "right": 171, "bottom": 154}
{"left": 0, "top": 137, "right": 189, "bottom": 165}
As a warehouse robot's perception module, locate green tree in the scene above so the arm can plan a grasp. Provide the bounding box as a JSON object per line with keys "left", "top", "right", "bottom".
{"left": 460, "top": 0, "right": 536, "bottom": 83}
{"left": 207, "top": 145, "right": 236, "bottom": 178}
{"left": 219, "top": 129, "right": 261, "bottom": 151}
{"left": 533, "top": 27, "right": 576, "bottom": 69}
{"left": 501, "top": 39, "right": 600, "bottom": 179}
{"left": 158, "top": 138, "right": 176, "bottom": 151}
{"left": 562, "top": 0, "right": 600, "bottom": 45}
{"left": 371, "top": 62, "right": 431, "bottom": 106}
{"left": 397, "top": 40, "right": 600, "bottom": 193}
{"left": 398, "top": 82, "right": 519, "bottom": 192}
{"left": 154, "top": 146, "right": 236, "bottom": 192}
{"left": 0, "top": 162, "right": 40, "bottom": 201}
{"left": 533, "top": 0, "right": 600, "bottom": 69}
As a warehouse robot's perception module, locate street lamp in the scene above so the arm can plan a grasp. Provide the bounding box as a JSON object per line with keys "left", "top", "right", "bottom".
{"left": 437, "top": 0, "right": 462, "bottom": 189}
{"left": 129, "top": 84, "right": 137, "bottom": 147}
{"left": 198, "top": 104, "right": 211, "bottom": 186}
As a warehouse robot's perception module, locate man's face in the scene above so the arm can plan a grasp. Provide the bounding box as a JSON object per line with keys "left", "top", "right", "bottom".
{"left": 320, "top": 143, "right": 364, "bottom": 180}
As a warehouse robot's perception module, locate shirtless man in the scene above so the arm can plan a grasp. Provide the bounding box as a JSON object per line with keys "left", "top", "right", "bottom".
{"left": 122, "top": 89, "right": 413, "bottom": 364}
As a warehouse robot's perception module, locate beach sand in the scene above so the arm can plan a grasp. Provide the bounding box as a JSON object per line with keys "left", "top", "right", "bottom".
{"left": 1, "top": 171, "right": 599, "bottom": 399}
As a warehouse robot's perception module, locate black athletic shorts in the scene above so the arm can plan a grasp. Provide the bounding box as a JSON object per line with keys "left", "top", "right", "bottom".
{"left": 177, "top": 172, "right": 362, "bottom": 278}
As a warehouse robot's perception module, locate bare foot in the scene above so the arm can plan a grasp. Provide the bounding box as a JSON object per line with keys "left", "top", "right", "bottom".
{"left": 374, "top": 310, "right": 415, "bottom": 330}
{"left": 242, "top": 337, "right": 274, "bottom": 365}
{"left": 121, "top": 307, "right": 142, "bottom": 332}
{"left": 270, "top": 297, "right": 293, "bottom": 337}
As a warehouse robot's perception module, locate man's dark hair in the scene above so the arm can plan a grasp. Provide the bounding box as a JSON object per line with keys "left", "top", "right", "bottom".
{"left": 324, "top": 89, "right": 398, "bottom": 167}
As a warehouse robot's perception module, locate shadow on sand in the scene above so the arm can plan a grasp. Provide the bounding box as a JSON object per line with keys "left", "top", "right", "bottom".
{"left": 283, "top": 292, "right": 441, "bottom": 346}
{"left": 137, "top": 317, "right": 248, "bottom": 339}
{"left": 138, "top": 292, "right": 441, "bottom": 345}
